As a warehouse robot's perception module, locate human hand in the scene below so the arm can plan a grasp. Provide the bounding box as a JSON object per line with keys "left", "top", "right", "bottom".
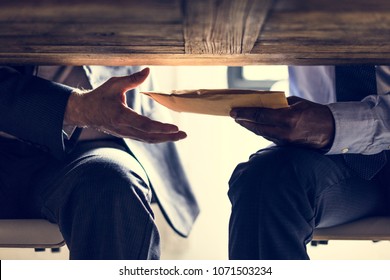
{"left": 230, "top": 96, "right": 335, "bottom": 149}
{"left": 64, "top": 68, "right": 186, "bottom": 143}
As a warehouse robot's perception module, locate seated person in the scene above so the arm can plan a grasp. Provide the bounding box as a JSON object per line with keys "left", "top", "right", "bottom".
{"left": 0, "top": 65, "right": 199, "bottom": 259}
{"left": 228, "top": 65, "right": 390, "bottom": 259}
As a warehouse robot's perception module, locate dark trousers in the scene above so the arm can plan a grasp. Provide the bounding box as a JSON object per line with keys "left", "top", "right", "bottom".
{"left": 228, "top": 146, "right": 390, "bottom": 260}
{"left": 0, "top": 138, "right": 160, "bottom": 260}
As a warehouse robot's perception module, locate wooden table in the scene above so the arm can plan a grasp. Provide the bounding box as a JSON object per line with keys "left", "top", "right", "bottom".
{"left": 1, "top": 0, "right": 389, "bottom": 65}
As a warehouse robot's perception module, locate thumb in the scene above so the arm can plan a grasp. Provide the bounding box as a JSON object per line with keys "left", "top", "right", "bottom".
{"left": 287, "top": 95, "right": 304, "bottom": 105}
{"left": 112, "top": 67, "right": 150, "bottom": 92}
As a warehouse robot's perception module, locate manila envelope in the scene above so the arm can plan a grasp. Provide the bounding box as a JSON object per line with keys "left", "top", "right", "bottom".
{"left": 141, "top": 89, "right": 288, "bottom": 116}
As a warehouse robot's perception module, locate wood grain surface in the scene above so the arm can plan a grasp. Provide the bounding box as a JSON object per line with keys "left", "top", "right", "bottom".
{"left": 0, "top": 0, "right": 389, "bottom": 65}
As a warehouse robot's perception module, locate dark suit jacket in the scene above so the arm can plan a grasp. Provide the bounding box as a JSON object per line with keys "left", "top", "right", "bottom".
{"left": 0, "top": 65, "right": 199, "bottom": 237}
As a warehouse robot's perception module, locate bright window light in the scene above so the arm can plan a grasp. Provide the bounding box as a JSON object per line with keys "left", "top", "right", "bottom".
{"left": 243, "top": 65, "right": 288, "bottom": 81}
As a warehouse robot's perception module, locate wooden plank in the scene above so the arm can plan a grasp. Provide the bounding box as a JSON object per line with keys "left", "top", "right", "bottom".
{"left": 3, "top": 53, "right": 387, "bottom": 67}
{"left": 183, "top": 0, "right": 273, "bottom": 55}
{"left": 0, "top": 0, "right": 389, "bottom": 65}
{"left": 0, "top": 0, "right": 185, "bottom": 62}
{"left": 0, "top": 0, "right": 183, "bottom": 23}
{"left": 253, "top": 0, "right": 390, "bottom": 64}
{"left": 273, "top": 0, "right": 390, "bottom": 12}
{"left": 0, "top": 22, "right": 183, "bottom": 50}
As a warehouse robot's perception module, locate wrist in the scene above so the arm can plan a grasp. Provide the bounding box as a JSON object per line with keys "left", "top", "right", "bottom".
{"left": 64, "top": 89, "right": 90, "bottom": 127}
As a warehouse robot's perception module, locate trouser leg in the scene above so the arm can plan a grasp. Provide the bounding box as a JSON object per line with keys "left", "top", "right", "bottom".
{"left": 228, "top": 146, "right": 388, "bottom": 260}
{"left": 30, "top": 141, "right": 160, "bottom": 260}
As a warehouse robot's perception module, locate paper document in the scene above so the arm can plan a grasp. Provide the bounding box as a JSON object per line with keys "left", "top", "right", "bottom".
{"left": 141, "top": 89, "right": 288, "bottom": 116}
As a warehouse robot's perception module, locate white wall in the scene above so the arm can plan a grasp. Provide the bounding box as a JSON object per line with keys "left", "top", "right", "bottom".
{"left": 150, "top": 66, "right": 268, "bottom": 259}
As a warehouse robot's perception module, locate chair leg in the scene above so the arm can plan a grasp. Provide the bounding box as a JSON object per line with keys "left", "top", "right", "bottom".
{"left": 34, "top": 247, "right": 61, "bottom": 253}
{"left": 34, "top": 248, "right": 45, "bottom": 252}
{"left": 310, "top": 240, "right": 329, "bottom": 246}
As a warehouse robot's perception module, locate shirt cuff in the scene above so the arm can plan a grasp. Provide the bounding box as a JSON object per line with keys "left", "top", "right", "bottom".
{"left": 326, "top": 102, "right": 376, "bottom": 155}
{"left": 62, "top": 125, "right": 77, "bottom": 140}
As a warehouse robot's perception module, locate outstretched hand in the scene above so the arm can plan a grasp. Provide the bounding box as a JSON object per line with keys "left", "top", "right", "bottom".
{"left": 230, "top": 96, "right": 335, "bottom": 149}
{"left": 64, "top": 67, "right": 186, "bottom": 143}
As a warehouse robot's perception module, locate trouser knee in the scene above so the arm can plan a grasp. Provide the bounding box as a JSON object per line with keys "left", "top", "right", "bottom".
{"left": 40, "top": 148, "right": 154, "bottom": 225}
{"left": 69, "top": 154, "right": 152, "bottom": 213}
{"left": 228, "top": 146, "right": 337, "bottom": 208}
{"left": 229, "top": 147, "right": 297, "bottom": 199}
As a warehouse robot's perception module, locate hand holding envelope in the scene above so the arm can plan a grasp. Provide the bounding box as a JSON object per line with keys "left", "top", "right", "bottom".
{"left": 231, "top": 96, "right": 335, "bottom": 150}
{"left": 141, "top": 89, "right": 289, "bottom": 116}
{"left": 142, "top": 90, "right": 334, "bottom": 149}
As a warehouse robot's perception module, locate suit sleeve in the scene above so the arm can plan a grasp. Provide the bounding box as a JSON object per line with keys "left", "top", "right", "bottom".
{"left": 0, "top": 66, "right": 75, "bottom": 159}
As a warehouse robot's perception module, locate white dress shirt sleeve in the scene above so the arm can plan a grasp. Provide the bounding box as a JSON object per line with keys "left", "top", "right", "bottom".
{"left": 327, "top": 95, "right": 390, "bottom": 155}
{"left": 289, "top": 65, "right": 390, "bottom": 155}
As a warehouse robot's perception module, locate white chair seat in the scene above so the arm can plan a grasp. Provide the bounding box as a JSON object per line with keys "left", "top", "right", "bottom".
{"left": 1, "top": 217, "right": 389, "bottom": 249}
{"left": 313, "top": 216, "right": 390, "bottom": 241}
{"left": 0, "top": 219, "right": 65, "bottom": 248}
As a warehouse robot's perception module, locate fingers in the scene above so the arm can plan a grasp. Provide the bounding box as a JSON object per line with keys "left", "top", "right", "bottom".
{"left": 230, "top": 106, "right": 292, "bottom": 144}
{"left": 119, "top": 107, "right": 180, "bottom": 134}
{"left": 75, "top": 67, "right": 188, "bottom": 144}
{"left": 106, "top": 124, "right": 187, "bottom": 143}
{"left": 230, "top": 97, "right": 335, "bottom": 149}
{"left": 235, "top": 119, "right": 287, "bottom": 140}
{"left": 230, "top": 107, "right": 288, "bottom": 126}
{"left": 87, "top": 68, "right": 188, "bottom": 143}
{"left": 125, "top": 67, "right": 150, "bottom": 90}
{"left": 108, "top": 67, "right": 150, "bottom": 92}
{"left": 124, "top": 129, "right": 187, "bottom": 143}
{"left": 287, "top": 95, "right": 304, "bottom": 105}
{"left": 102, "top": 107, "right": 187, "bottom": 143}
{"left": 141, "top": 131, "right": 187, "bottom": 143}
